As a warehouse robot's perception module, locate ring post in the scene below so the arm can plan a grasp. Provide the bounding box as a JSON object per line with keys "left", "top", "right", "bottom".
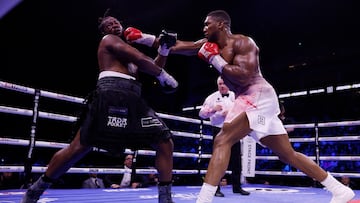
{"left": 198, "top": 118, "right": 204, "bottom": 183}
{"left": 24, "top": 89, "right": 40, "bottom": 188}
{"left": 313, "top": 122, "right": 321, "bottom": 187}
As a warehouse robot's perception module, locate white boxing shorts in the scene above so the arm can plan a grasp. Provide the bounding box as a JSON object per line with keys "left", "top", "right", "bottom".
{"left": 224, "top": 77, "right": 287, "bottom": 145}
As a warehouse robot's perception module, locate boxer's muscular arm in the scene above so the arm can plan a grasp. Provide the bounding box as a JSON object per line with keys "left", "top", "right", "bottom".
{"left": 153, "top": 55, "right": 167, "bottom": 68}
{"left": 170, "top": 38, "right": 207, "bottom": 56}
{"left": 104, "top": 34, "right": 162, "bottom": 76}
{"left": 222, "top": 36, "right": 260, "bottom": 87}
{"left": 129, "top": 27, "right": 206, "bottom": 56}
{"left": 125, "top": 27, "right": 200, "bottom": 56}
{"left": 133, "top": 36, "right": 199, "bottom": 68}
{"left": 125, "top": 28, "right": 176, "bottom": 68}
{"left": 123, "top": 27, "right": 166, "bottom": 67}
{"left": 105, "top": 35, "right": 178, "bottom": 89}
{"left": 140, "top": 32, "right": 203, "bottom": 67}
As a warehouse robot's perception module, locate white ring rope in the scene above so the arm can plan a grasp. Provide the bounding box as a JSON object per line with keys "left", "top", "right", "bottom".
{"left": 277, "top": 82, "right": 360, "bottom": 98}
{"left": 0, "top": 166, "right": 203, "bottom": 175}
{"left": 256, "top": 171, "right": 360, "bottom": 178}
{"left": 318, "top": 120, "right": 360, "bottom": 127}
{"left": 2, "top": 164, "right": 360, "bottom": 178}
{"left": 157, "top": 112, "right": 211, "bottom": 125}
{"left": 3, "top": 105, "right": 360, "bottom": 131}
{"left": 1, "top": 80, "right": 360, "bottom": 178}
{"left": 0, "top": 81, "right": 84, "bottom": 104}
{"left": 0, "top": 105, "right": 77, "bottom": 122}
{"left": 0, "top": 137, "right": 208, "bottom": 158}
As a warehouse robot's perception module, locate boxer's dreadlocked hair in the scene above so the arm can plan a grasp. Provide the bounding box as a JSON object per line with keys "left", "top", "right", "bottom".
{"left": 98, "top": 8, "right": 112, "bottom": 33}
{"left": 207, "top": 10, "right": 231, "bottom": 29}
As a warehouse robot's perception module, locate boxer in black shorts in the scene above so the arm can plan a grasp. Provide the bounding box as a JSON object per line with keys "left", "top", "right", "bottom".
{"left": 21, "top": 10, "right": 177, "bottom": 203}
{"left": 80, "top": 76, "right": 172, "bottom": 153}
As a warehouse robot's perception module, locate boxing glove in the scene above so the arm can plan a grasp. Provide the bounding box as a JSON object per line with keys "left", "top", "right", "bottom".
{"left": 198, "top": 42, "right": 228, "bottom": 73}
{"left": 158, "top": 29, "right": 177, "bottom": 56}
{"left": 123, "top": 27, "right": 156, "bottom": 47}
{"left": 156, "top": 69, "right": 179, "bottom": 94}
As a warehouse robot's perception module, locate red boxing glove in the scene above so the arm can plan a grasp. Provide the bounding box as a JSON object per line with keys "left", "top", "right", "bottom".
{"left": 123, "top": 27, "right": 156, "bottom": 47}
{"left": 198, "top": 42, "right": 228, "bottom": 73}
{"left": 197, "top": 42, "right": 220, "bottom": 62}
{"left": 124, "top": 27, "right": 142, "bottom": 41}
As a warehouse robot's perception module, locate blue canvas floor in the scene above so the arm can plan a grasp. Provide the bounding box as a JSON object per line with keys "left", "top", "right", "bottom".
{"left": 1, "top": 184, "right": 360, "bottom": 203}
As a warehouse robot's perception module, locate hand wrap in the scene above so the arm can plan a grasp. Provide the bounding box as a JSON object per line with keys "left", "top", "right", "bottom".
{"left": 158, "top": 29, "right": 177, "bottom": 56}
{"left": 156, "top": 69, "right": 178, "bottom": 94}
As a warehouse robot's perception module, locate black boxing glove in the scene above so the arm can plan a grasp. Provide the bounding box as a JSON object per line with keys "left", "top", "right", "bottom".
{"left": 158, "top": 29, "right": 177, "bottom": 56}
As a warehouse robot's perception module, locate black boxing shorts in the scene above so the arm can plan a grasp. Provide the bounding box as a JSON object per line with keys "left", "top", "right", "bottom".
{"left": 79, "top": 76, "right": 172, "bottom": 154}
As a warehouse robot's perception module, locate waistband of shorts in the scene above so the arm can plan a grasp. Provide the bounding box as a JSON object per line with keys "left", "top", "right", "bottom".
{"left": 98, "top": 71, "right": 136, "bottom": 80}
{"left": 97, "top": 76, "right": 141, "bottom": 95}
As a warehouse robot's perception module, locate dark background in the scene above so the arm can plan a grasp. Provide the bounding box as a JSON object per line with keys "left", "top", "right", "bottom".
{"left": 1, "top": 0, "right": 359, "bottom": 121}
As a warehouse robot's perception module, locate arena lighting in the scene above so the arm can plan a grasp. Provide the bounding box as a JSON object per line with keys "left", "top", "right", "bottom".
{"left": 0, "top": 0, "right": 22, "bottom": 19}
{"left": 336, "top": 85, "right": 352, "bottom": 91}
{"left": 182, "top": 105, "right": 202, "bottom": 112}
{"left": 182, "top": 107, "right": 195, "bottom": 111}
{"left": 278, "top": 93, "right": 291, "bottom": 98}
{"left": 181, "top": 82, "right": 360, "bottom": 111}
{"left": 290, "top": 90, "right": 307, "bottom": 97}
{"left": 278, "top": 90, "right": 307, "bottom": 98}
{"left": 309, "top": 88, "right": 325, "bottom": 94}
{"left": 334, "top": 83, "right": 360, "bottom": 91}
{"left": 352, "top": 83, "right": 360, "bottom": 88}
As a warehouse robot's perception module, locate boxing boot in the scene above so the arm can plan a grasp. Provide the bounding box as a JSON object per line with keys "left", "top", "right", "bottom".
{"left": 158, "top": 183, "right": 175, "bottom": 203}
{"left": 21, "top": 175, "right": 52, "bottom": 203}
{"left": 321, "top": 172, "right": 355, "bottom": 203}
{"left": 232, "top": 185, "right": 250, "bottom": 195}
{"left": 214, "top": 186, "right": 225, "bottom": 197}
{"left": 196, "top": 183, "right": 217, "bottom": 203}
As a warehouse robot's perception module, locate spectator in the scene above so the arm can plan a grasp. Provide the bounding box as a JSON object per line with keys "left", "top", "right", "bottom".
{"left": 106, "top": 154, "right": 148, "bottom": 188}
{"left": 0, "top": 172, "right": 21, "bottom": 189}
{"left": 340, "top": 176, "right": 358, "bottom": 190}
{"left": 82, "top": 173, "right": 105, "bottom": 189}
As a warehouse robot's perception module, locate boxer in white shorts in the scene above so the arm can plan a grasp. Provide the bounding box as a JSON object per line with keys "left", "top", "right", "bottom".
{"left": 164, "top": 9, "right": 355, "bottom": 203}
{"left": 225, "top": 76, "right": 287, "bottom": 145}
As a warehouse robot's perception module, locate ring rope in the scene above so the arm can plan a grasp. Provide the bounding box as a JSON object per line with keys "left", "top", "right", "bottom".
{"left": 0, "top": 137, "right": 207, "bottom": 158}
{"left": 1, "top": 80, "right": 360, "bottom": 179}
{"left": 1, "top": 107, "right": 359, "bottom": 162}
{"left": 2, "top": 105, "right": 359, "bottom": 131}
{"left": 0, "top": 81, "right": 84, "bottom": 104}
{"left": 0, "top": 166, "right": 202, "bottom": 175}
